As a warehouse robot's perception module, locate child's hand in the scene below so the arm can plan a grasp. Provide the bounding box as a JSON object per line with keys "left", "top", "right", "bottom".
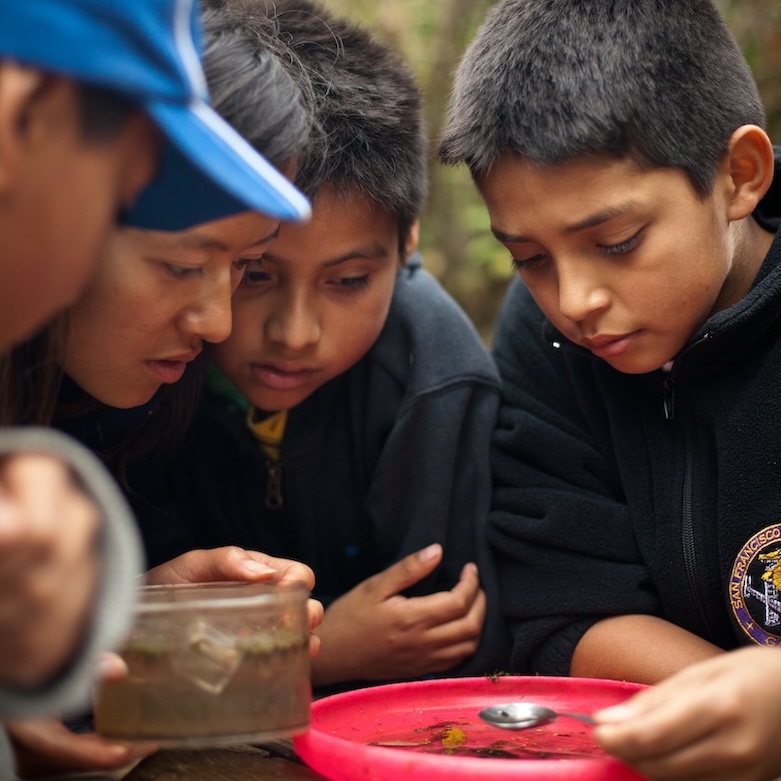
{"left": 0, "top": 453, "right": 99, "bottom": 688}
{"left": 594, "top": 646, "right": 781, "bottom": 781}
{"left": 311, "top": 543, "right": 485, "bottom": 686}
{"left": 144, "top": 545, "right": 315, "bottom": 587}
{"left": 144, "top": 546, "right": 323, "bottom": 655}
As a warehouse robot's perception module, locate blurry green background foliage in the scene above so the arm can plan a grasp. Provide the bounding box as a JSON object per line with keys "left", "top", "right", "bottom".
{"left": 321, "top": 0, "right": 781, "bottom": 341}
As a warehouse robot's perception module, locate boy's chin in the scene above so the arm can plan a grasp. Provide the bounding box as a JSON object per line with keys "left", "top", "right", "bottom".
{"left": 602, "top": 353, "right": 673, "bottom": 375}
{"left": 251, "top": 389, "right": 317, "bottom": 414}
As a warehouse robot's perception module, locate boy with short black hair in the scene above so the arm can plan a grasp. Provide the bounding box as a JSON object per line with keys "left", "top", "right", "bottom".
{"left": 158, "top": 0, "right": 510, "bottom": 691}
{"left": 439, "top": 0, "right": 781, "bottom": 776}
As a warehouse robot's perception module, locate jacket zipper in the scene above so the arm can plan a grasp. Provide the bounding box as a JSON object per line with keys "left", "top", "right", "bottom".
{"left": 265, "top": 461, "right": 283, "bottom": 509}
{"left": 662, "top": 339, "right": 715, "bottom": 641}
{"left": 662, "top": 376, "right": 675, "bottom": 420}
{"left": 680, "top": 439, "right": 714, "bottom": 639}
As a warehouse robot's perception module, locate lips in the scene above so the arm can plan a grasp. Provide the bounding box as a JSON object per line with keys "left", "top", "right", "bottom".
{"left": 145, "top": 359, "right": 188, "bottom": 384}
{"left": 581, "top": 332, "right": 639, "bottom": 359}
{"left": 251, "top": 363, "right": 316, "bottom": 392}
{"left": 145, "top": 352, "right": 200, "bottom": 384}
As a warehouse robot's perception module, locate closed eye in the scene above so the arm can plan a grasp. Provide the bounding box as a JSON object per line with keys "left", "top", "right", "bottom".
{"left": 331, "top": 275, "right": 370, "bottom": 291}
{"left": 600, "top": 229, "right": 644, "bottom": 256}
{"left": 164, "top": 263, "right": 200, "bottom": 279}
{"left": 510, "top": 253, "right": 548, "bottom": 272}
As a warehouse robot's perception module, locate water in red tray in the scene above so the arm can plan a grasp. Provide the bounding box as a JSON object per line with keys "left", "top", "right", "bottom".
{"left": 294, "top": 675, "right": 649, "bottom": 781}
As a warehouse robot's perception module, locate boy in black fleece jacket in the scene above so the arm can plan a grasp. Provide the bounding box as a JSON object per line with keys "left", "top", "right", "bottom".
{"left": 439, "top": 1, "right": 781, "bottom": 779}
{"left": 154, "top": 0, "right": 510, "bottom": 694}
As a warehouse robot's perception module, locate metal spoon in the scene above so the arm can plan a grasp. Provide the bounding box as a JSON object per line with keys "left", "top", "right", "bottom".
{"left": 479, "top": 702, "right": 595, "bottom": 730}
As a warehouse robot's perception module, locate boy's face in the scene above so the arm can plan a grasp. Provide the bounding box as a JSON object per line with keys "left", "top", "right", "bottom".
{"left": 477, "top": 153, "right": 760, "bottom": 374}
{"left": 214, "top": 186, "right": 405, "bottom": 412}
{"left": 58, "top": 212, "right": 279, "bottom": 408}
{"left": 0, "top": 69, "right": 159, "bottom": 350}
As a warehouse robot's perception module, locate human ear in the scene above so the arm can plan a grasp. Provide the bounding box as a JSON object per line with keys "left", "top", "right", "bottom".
{"left": 113, "top": 112, "right": 161, "bottom": 212}
{"left": 0, "top": 64, "right": 49, "bottom": 192}
{"left": 723, "top": 125, "right": 774, "bottom": 222}
{"left": 401, "top": 219, "right": 420, "bottom": 266}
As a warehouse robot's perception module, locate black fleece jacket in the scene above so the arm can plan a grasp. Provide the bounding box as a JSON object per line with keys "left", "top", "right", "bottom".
{"left": 142, "top": 259, "right": 512, "bottom": 688}
{"left": 489, "top": 154, "right": 781, "bottom": 675}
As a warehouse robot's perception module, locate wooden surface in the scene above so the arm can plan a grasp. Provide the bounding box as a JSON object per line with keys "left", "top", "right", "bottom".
{"left": 124, "top": 744, "right": 327, "bottom": 780}
{"left": 34, "top": 741, "right": 329, "bottom": 781}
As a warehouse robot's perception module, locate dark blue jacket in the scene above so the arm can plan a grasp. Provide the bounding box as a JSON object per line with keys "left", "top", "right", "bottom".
{"left": 144, "top": 257, "right": 511, "bottom": 689}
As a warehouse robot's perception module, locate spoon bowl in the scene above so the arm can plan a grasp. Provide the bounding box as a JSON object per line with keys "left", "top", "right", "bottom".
{"left": 479, "top": 702, "right": 595, "bottom": 731}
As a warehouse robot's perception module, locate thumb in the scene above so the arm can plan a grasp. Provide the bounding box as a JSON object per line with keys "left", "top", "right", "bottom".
{"left": 369, "top": 543, "right": 443, "bottom": 600}
{"left": 7, "top": 718, "right": 153, "bottom": 773}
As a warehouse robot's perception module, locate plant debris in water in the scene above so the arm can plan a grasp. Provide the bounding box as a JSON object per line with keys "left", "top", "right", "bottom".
{"left": 368, "top": 720, "right": 603, "bottom": 760}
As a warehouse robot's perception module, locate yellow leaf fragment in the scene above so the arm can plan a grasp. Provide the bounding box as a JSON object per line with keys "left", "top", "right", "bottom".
{"left": 441, "top": 726, "right": 467, "bottom": 749}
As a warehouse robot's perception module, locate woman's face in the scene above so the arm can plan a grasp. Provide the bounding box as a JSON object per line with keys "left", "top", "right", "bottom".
{"left": 58, "top": 211, "right": 279, "bottom": 408}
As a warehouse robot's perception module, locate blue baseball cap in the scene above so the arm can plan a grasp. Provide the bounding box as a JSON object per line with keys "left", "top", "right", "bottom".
{"left": 0, "top": 0, "right": 311, "bottom": 230}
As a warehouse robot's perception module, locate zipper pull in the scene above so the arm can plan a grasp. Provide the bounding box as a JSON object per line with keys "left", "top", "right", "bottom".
{"left": 265, "top": 462, "right": 283, "bottom": 509}
{"left": 662, "top": 376, "right": 675, "bottom": 420}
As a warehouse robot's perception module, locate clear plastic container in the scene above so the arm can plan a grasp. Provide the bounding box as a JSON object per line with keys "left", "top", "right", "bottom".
{"left": 94, "top": 581, "right": 311, "bottom": 745}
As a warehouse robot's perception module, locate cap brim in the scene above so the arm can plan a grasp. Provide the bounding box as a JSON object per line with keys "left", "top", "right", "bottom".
{"left": 126, "top": 98, "right": 310, "bottom": 231}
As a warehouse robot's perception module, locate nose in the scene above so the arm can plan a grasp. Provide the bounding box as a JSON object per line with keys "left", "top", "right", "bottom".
{"left": 182, "top": 275, "right": 233, "bottom": 345}
{"left": 556, "top": 262, "right": 610, "bottom": 324}
{"left": 265, "top": 287, "right": 320, "bottom": 352}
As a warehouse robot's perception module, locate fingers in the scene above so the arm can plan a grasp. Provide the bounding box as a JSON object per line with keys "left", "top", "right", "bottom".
{"left": 614, "top": 734, "right": 738, "bottom": 781}
{"left": 363, "top": 544, "right": 444, "bottom": 601}
{"left": 307, "top": 597, "right": 324, "bottom": 633}
{"left": 7, "top": 718, "right": 153, "bottom": 777}
{"left": 447, "top": 561, "right": 482, "bottom": 614}
{"left": 257, "top": 553, "right": 315, "bottom": 591}
{"left": 309, "top": 633, "right": 321, "bottom": 659}
{"left": 144, "top": 546, "right": 276, "bottom": 585}
{"left": 406, "top": 561, "right": 483, "bottom": 625}
{"left": 418, "top": 585, "right": 486, "bottom": 650}
{"left": 594, "top": 648, "right": 781, "bottom": 781}
{"left": 94, "top": 652, "right": 129, "bottom": 685}
{"left": 144, "top": 547, "right": 315, "bottom": 591}
{"left": 596, "top": 701, "right": 714, "bottom": 769}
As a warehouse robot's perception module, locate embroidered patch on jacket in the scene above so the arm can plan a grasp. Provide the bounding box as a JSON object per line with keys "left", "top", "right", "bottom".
{"left": 730, "top": 524, "right": 781, "bottom": 646}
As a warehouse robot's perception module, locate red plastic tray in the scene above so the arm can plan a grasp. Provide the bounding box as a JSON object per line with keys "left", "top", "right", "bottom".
{"left": 294, "top": 676, "right": 647, "bottom": 780}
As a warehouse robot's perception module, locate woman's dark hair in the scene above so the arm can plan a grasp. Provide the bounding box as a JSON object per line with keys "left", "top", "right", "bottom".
{"left": 200, "top": 0, "right": 315, "bottom": 171}
{"left": 0, "top": 317, "right": 208, "bottom": 483}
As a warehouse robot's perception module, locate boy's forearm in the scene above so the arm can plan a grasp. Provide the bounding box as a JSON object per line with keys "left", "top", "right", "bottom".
{"left": 570, "top": 614, "right": 723, "bottom": 684}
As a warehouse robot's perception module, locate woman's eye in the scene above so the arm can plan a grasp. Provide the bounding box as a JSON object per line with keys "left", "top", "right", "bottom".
{"left": 601, "top": 229, "right": 644, "bottom": 256}
{"left": 510, "top": 253, "right": 547, "bottom": 272}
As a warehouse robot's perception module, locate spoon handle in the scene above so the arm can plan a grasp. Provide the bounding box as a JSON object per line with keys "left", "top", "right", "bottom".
{"left": 563, "top": 712, "right": 596, "bottom": 725}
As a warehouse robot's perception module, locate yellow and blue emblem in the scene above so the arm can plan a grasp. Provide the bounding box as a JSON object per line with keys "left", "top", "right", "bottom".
{"left": 730, "top": 524, "right": 781, "bottom": 646}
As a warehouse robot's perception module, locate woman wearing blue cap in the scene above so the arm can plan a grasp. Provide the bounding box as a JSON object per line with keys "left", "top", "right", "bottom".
{"left": 0, "top": 0, "right": 312, "bottom": 777}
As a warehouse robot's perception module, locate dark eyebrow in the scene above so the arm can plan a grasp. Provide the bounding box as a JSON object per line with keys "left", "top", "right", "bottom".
{"left": 265, "top": 241, "right": 391, "bottom": 267}
{"left": 180, "top": 225, "right": 280, "bottom": 253}
{"left": 491, "top": 203, "right": 640, "bottom": 244}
